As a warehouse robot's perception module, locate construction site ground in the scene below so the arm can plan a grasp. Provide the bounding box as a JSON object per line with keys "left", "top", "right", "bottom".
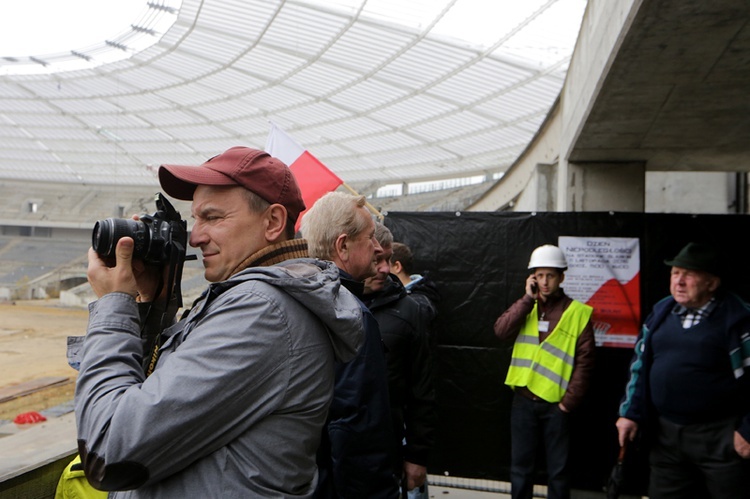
{"left": 0, "top": 300, "right": 83, "bottom": 422}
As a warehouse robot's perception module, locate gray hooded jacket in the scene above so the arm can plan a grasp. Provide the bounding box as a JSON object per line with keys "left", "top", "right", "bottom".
{"left": 74, "top": 258, "right": 363, "bottom": 498}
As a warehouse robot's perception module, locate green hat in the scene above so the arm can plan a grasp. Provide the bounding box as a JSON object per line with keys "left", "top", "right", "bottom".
{"left": 664, "top": 242, "right": 722, "bottom": 276}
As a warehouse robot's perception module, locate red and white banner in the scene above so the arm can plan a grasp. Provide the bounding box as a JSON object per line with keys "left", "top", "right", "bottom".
{"left": 265, "top": 122, "right": 343, "bottom": 229}
{"left": 558, "top": 236, "right": 641, "bottom": 348}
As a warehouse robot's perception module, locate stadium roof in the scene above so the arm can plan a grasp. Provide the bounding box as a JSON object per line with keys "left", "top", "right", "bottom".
{"left": 0, "top": 0, "right": 586, "bottom": 193}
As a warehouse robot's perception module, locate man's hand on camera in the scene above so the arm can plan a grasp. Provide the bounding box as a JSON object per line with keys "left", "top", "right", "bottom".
{"left": 130, "top": 258, "right": 164, "bottom": 303}
{"left": 128, "top": 214, "right": 168, "bottom": 303}
{"left": 88, "top": 237, "right": 139, "bottom": 299}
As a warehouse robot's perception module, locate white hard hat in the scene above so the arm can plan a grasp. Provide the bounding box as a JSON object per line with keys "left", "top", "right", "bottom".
{"left": 528, "top": 244, "right": 568, "bottom": 270}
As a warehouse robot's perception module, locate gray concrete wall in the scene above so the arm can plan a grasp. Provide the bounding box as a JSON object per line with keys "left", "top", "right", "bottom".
{"left": 646, "top": 172, "right": 733, "bottom": 213}
{"left": 558, "top": 0, "right": 643, "bottom": 211}
{"left": 567, "top": 162, "right": 645, "bottom": 212}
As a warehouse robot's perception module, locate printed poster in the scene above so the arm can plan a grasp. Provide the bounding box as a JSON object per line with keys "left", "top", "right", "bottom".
{"left": 558, "top": 237, "right": 640, "bottom": 348}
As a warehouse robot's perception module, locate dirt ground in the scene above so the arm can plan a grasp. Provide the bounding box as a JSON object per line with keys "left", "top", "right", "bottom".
{"left": 0, "top": 300, "right": 87, "bottom": 420}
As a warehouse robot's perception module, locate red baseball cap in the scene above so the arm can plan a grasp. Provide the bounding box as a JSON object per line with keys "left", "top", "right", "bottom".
{"left": 158, "top": 146, "right": 306, "bottom": 223}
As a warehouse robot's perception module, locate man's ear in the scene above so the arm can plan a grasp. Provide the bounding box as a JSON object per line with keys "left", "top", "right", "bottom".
{"left": 708, "top": 276, "right": 721, "bottom": 293}
{"left": 265, "top": 204, "right": 288, "bottom": 242}
{"left": 391, "top": 260, "right": 403, "bottom": 274}
{"left": 333, "top": 233, "right": 349, "bottom": 262}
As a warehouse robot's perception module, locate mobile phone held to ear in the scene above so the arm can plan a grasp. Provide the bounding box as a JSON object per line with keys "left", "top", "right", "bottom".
{"left": 530, "top": 282, "right": 538, "bottom": 293}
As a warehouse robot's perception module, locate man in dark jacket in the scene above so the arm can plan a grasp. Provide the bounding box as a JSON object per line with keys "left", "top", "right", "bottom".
{"left": 617, "top": 242, "right": 750, "bottom": 498}
{"left": 363, "top": 224, "right": 436, "bottom": 498}
{"left": 390, "top": 241, "right": 441, "bottom": 356}
{"left": 301, "top": 192, "right": 399, "bottom": 499}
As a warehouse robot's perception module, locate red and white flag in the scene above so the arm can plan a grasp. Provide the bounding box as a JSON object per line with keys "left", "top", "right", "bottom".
{"left": 265, "top": 122, "right": 344, "bottom": 229}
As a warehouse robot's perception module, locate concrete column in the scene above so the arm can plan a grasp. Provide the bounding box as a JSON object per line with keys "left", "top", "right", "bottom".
{"left": 563, "top": 161, "right": 645, "bottom": 211}
{"left": 514, "top": 163, "right": 557, "bottom": 212}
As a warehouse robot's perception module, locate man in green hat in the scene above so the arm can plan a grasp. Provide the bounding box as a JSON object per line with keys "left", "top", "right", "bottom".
{"left": 616, "top": 242, "right": 750, "bottom": 498}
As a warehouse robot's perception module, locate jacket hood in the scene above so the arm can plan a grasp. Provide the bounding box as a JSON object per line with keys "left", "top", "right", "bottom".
{"left": 406, "top": 273, "right": 441, "bottom": 304}
{"left": 214, "top": 258, "right": 363, "bottom": 362}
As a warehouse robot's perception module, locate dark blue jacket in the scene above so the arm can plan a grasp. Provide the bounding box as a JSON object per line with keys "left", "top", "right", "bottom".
{"left": 619, "top": 291, "right": 750, "bottom": 441}
{"left": 363, "top": 276, "right": 437, "bottom": 468}
{"left": 314, "top": 271, "right": 399, "bottom": 499}
{"left": 404, "top": 273, "right": 440, "bottom": 324}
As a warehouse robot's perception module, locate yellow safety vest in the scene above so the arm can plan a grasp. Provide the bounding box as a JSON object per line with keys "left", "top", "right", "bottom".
{"left": 504, "top": 300, "right": 593, "bottom": 403}
{"left": 55, "top": 454, "right": 107, "bottom": 499}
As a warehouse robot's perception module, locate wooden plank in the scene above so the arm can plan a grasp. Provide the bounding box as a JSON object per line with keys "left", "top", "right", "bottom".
{"left": 0, "top": 454, "right": 75, "bottom": 499}
{"left": 0, "top": 412, "right": 77, "bottom": 482}
{"left": 0, "top": 377, "right": 70, "bottom": 404}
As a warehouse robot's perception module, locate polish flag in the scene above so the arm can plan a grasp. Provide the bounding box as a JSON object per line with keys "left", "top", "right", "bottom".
{"left": 265, "top": 122, "right": 344, "bottom": 230}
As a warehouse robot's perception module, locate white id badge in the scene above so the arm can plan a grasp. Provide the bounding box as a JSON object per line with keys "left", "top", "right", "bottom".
{"left": 538, "top": 321, "right": 550, "bottom": 333}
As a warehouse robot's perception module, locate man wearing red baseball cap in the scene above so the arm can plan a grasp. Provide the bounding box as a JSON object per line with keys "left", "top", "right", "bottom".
{"left": 75, "top": 147, "right": 364, "bottom": 498}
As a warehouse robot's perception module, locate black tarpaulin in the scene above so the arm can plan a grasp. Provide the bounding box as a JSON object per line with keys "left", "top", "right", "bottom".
{"left": 384, "top": 211, "right": 749, "bottom": 495}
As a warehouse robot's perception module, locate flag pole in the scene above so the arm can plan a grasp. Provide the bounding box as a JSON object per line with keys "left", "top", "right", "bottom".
{"left": 341, "top": 182, "right": 384, "bottom": 221}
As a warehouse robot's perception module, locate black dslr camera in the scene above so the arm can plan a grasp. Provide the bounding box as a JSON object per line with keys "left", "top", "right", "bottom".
{"left": 93, "top": 193, "right": 193, "bottom": 368}
{"left": 92, "top": 193, "right": 188, "bottom": 266}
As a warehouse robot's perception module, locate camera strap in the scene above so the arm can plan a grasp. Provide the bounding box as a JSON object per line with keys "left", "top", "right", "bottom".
{"left": 145, "top": 240, "right": 187, "bottom": 377}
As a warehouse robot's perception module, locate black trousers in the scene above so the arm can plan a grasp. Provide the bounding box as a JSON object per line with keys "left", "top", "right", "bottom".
{"left": 649, "top": 416, "right": 750, "bottom": 499}
{"left": 509, "top": 394, "right": 570, "bottom": 499}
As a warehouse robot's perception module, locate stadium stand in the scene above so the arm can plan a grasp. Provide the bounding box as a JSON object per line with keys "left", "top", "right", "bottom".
{"left": 0, "top": 177, "right": 488, "bottom": 303}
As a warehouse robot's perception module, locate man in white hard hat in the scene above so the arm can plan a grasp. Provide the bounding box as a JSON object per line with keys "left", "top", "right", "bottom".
{"left": 494, "top": 244, "right": 596, "bottom": 499}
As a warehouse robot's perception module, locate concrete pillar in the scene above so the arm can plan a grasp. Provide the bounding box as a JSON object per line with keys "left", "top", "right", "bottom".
{"left": 563, "top": 161, "right": 645, "bottom": 211}
{"left": 514, "top": 163, "right": 557, "bottom": 212}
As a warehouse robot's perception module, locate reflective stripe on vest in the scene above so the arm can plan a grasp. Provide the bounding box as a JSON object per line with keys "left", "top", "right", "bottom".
{"left": 504, "top": 300, "right": 593, "bottom": 403}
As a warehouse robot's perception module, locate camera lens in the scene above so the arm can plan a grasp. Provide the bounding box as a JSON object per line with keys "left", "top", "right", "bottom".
{"left": 92, "top": 218, "right": 147, "bottom": 259}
